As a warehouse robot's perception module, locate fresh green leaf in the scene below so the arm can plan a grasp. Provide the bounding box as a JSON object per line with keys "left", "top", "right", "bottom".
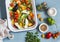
{"left": 25, "top": 32, "right": 40, "bottom": 42}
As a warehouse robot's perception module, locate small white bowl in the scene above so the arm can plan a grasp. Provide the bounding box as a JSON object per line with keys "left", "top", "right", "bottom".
{"left": 39, "top": 23, "right": 49, "bottom": 33}
{"left": 47, "top": 7, "right": 57, "bottom": 17}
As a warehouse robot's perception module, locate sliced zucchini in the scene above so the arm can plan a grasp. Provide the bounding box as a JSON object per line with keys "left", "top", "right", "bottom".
{"left": 15, "top": 23, "right": 23, "bottom": 29}
{"left": 21, "top": 10, "right": 30, "bottom": 15}
{"left": 24, "top": 19, "right": 28, "bottom": 28}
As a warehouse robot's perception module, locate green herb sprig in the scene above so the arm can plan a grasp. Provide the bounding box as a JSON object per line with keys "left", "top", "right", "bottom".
{"left": 25, "top": 32, "right": 40, "bottom": 42}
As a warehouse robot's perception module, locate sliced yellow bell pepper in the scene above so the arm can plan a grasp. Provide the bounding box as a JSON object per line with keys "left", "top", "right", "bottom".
{"left": 11, "top": 19, "right": 15, "bottom": 25}
{"left": 20, "top": 5, "right": 26, "bottom": 10}
{"left": 28, "top": 22, "right": 33, "bottom": 27}
{"left": 19, "top": 22, "right": 23, "bottom": 27}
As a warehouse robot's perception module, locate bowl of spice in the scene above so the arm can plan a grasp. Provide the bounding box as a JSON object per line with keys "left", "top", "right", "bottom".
{"left": 39, "top": 23, "right": 49, "bottom": 33}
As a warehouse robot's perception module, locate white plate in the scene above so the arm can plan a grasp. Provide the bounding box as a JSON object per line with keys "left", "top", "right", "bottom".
{"left": 5, "top": 0, "right": 38, "bottom": 32}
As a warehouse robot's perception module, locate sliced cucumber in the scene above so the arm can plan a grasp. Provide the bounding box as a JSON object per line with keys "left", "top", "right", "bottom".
{"left": 21, "top": 14, "right": 27, "bottom": 19}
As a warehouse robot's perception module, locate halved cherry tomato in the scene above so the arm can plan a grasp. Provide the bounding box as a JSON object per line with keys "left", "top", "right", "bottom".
{"left": 14, "top": 18, "right": 18, "bottom": 22}
{"left": 25, "top": 0, "right": 29, "bottom": 5}
{"left": 17, "top": 1, "right": 21, "bottom": 6}
{"left": 15, "top": 0, "right": 19, "bottom": 2}
{"left": 15, "top": 14, "right": 19, "bottom": 18}
{"left": 14, "top": 11, "right": 18, "bottom": 15}
{"left": 9, "top": 11, "right": 13, "bottom": 19}
{"left": 21, "top": 0, "right": 25, "bottom": 3}
{"left": 30, "top": 12, "right": 34, "bottom": 19}
{"left": 14, "top": 11, "right": 19, "bottom": 21}
{"left": 25, "top": 0, "right": 28, "bottom": 2}
{"left": 9, "top": 11, "right": 13, "bottom": 17}
{"left": 10, "top": 3, "right": 14, "bottom": 7}
{"left": 26, "top": 7, "right": 30, "bottom": 10}
{"left": 25, "top": 1, "right": 29, "bottom": 5}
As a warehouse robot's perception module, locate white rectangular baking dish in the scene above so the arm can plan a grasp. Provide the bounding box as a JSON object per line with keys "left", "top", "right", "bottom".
{"left": 5, "top": 0, "right": 38, "bottom": 32}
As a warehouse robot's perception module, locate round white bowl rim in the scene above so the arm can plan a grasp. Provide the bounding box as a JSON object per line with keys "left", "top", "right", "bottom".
{"left": 39, "top": 23, "right": 49, "bottom": 33}
{"left": 48, "top": 7, "right": 57, "bottom": 17}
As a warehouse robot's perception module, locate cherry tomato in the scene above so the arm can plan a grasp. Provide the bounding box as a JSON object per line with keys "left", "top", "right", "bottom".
{"left": 26, "top": 7, "right": 30, "bottom": 10}
{"left": 14, "top": 11, "right": 18, "bottom": 14}
{"left": 46, "top": 32, "right": 52, "bottom": 39}
{"left": 25, "top": 0, "right": 28, "bottom": 2}
{"left": 56, "top": 32, "right": 60, "bottom": 35}
{"left": 21, "top": 0, "right": 25, "bottom": 3}
{"left": 25, "top": 1, "right": 29, "bottom": 5}
{"left": 28, "top": 15, "right": 32, "bottom": 20}
{"left": 10, "top": 3, "right": 14, "bottom": 7}
{"left": 15, "top": 14, "right": 18, "bottom": 18}
{"left": 30, "top": 12, "right": 34, "bottom": 19}
{"left": 14, "top": 19, "right": 17, "bottom": 22}
{"left": 25, "top": 0, "right": 29, "bottom": 5}
{"left": 46, "top": 35, "right": 50, "bottom": 39}
{"left": 14, "top": 12, "right": 19, "bottom": 17}
{"left": 14, "top": 12, "right": 19, "bottom": 22}
{"left": 9, "top": 11, "right": 13, "bottom": 17}
{"left": 48, "top": 32, "right": 52, "bottom": 36}
{"left": 15, "top": 0, "right": 19, "bottom": 2}
{"left": 17, "top": 1, "right": 21, "bottom": 6}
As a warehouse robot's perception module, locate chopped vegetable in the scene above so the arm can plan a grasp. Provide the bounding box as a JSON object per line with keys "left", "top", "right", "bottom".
{"left": 21, "top": 14, "right": 27, "bottom": 19}
{"left": 26, "top": 7, "right": 30, "bottom": 11}
{"left": 9, "top": 2, "right": 14, "bottom": 7}
{"left": 20, "top": 5, "right": 26, "bottom": 10}
{"left": 21, "top": 0, "right": 25, "bottom": 3}
{"left": 8, "top": 7, "right": 13, "bottom": 11}
{"left": 21, "top": 10, "right": 30, "bottom": 14}
{"left": 15, "top": 23, "right": 23, "bottom": 29}
{"left": 9, "top": 11, "right": 13, "bottom": 17}
{"left": 24, "top": 19, "right": 28, "bottom": 28}
{"left": 19, "top": 22, "right": 23, "bottom": 27}
{"left": 11, "top": 19, "right": 15, "bottom": 25}
{"left": 37, "top": 14, "right": 41, "bottom": 19}
{"left": 25, "top": 0, "right": 29, "bottom": 5}
{"left": 30, "top": 12, "right": 34, "bottom": 19}
{"left": 27, "top": 15, "right": 32, "bottom": 20}
{"left": 28, "top": 22, "right": 33, "bottom": 27}
{"left": 17, "top": 10, "right": 20, "bottom": 14}
{"left": 9, "top": 0, "right": 35, "bottom": 29}
{"left": 52, "top": 34, "right": 57, "bottom": 39}
{"left": 37, "top": 14, "right": 44, "bottom": 22}
{"left": 39, "top": 18, "right": 44, "bottom": 22}
{"left": 15, "top": 0, "right": 19, "bottom": 2}
{"left": 12, "top": 4, "right": 18, "bottom": 12}
{"left": 17, "top": 1, "right": 21, "bottom": 6}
